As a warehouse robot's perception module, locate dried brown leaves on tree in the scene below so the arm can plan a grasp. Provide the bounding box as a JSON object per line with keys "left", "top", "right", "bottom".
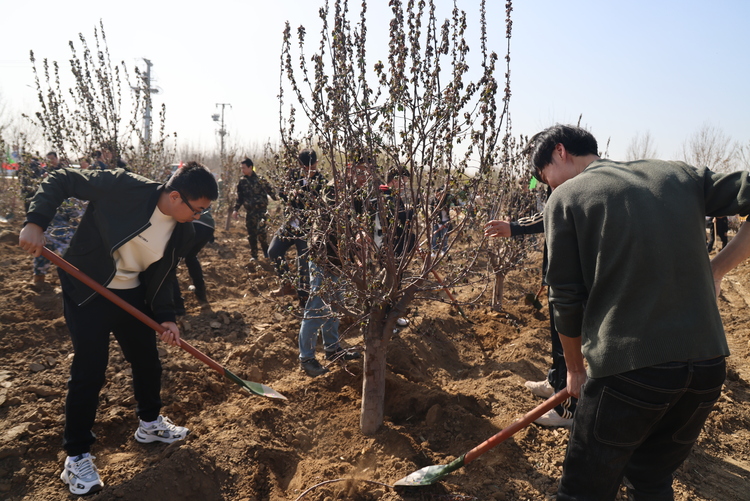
{"left": 27, "top": 21, "right": 175, "bottom": 179}
{"left": 279, "top": 0, "right": 538, "bottom": 433}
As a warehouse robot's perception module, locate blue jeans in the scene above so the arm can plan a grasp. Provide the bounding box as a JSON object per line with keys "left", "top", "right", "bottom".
{"left": 431, "top": 220, "right": 451, "bottom": 253}
{"left": 557, "top": 357, "right": 726, "bottom": 501}
{"left": 298, "top": 262, "right": 342, "bottom": 361}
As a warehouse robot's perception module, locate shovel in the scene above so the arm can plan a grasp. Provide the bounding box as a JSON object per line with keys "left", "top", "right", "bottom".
{"left": 42, "top": 247, "right": 287, "bottom": 400}
{"left": 524, "top": 284, "right": 545, "bottom": 311}
{"left": 394, "top": 388, "right": 571, "bottom": 486}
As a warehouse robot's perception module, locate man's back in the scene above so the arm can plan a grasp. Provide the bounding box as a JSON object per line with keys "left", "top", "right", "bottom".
{"left": 544, "top": 159, "right": 743, "bottom": 377}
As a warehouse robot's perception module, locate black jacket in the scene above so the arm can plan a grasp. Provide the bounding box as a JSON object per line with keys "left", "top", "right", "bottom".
{"left": 26, "top": 168, "right": 195, "bottom": 323}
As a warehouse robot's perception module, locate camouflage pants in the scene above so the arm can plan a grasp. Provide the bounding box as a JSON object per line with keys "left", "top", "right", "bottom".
{"left": 33, "top": 218, "right": 77, "bottom": 276}
{"left": 245, "top": 210, "right": 269, "bottom": 258}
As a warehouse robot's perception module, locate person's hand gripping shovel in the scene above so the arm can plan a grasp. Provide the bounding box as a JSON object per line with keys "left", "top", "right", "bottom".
{"left": 42, "top": 247, "right": 287, "bottom": 400}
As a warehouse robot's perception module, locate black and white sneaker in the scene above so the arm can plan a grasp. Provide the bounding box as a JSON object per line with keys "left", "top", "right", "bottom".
{"left": 134, "top": 415, "right": 190, "bottom": 444}
{"left": 60, "top": 453, "right": 103, "bottom": 496}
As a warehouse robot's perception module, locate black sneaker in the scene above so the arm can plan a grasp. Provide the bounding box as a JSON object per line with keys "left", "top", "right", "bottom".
{"left": 325, "top": 347, "right": 362, "bottom": 362}
{"left": 300, "top": 358, "right": 329, "bottom": 377}
{"left": 194, "top": 284, "right": 208, "bottom": 303}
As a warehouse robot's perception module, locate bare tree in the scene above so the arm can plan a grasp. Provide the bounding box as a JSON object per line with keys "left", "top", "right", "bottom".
{"left": 485, "top": 135, "right": 540, "bottom": 311}
{"left": 680, "top": 123, "right": 738, "bottom": 173}
{"left": 737, "top": 139, "right": 750, "bottom": 172}
{"left": 281, "top": 0, "right": 527, "bottom": 434}
{"left": 27, "top": 21, "right": 175, "bottom": 179}
{"left": 625, "top": 130, "right": 659, "bottom": 161}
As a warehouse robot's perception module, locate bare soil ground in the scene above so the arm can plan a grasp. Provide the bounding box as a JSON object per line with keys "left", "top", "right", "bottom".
{"left": 0, "top": 221, "right": 748, "bottom": 501}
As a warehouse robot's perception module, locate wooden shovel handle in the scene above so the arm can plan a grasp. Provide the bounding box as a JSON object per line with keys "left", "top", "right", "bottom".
{"left": 42, "top": 247, "right": 226, "bottom": 375}
{"left": 464, "top": 388, "right": 571, "bottom": 464}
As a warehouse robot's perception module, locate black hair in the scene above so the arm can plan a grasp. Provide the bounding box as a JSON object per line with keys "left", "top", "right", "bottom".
{"left": 46, "top": 151, "right": 58, "bottom": 158}
{"left": 92, "top": 150, "right": 102, "bottom": 159}
{"left": 166, "top": 161, "right": 219, "bottom": 201}
{"left": 386, "top": 166, "right": 411, "bottom": 183}
{"left": 298, "top": 148, "right": 317, "bottom": 167}
{"left": 241, "top": 157, "right": 254, "bottom": 168}
{"left": 530, "top": 124, "right": 598, "bottom": 180}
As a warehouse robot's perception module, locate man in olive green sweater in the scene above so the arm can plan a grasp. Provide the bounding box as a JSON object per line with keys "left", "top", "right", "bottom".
{"left": 532, "top": 124, "right": 750, "bottom": 500}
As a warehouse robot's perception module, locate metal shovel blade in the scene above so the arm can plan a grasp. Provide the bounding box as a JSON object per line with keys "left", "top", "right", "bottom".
{"left": 393, "top": 390, "right": 571, "bottom": 487}
{"left": 394, "top": 456, "right": 465, "bottom": 486}
{"left": 224, "top": 369, "right": 287, "bottom": 400}
{"left": 524, "top": 292, "right": 543, "bottom": 310}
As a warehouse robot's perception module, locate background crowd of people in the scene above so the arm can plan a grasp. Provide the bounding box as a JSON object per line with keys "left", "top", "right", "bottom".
{"left": 16, "top": 127, "right": 750, "bottom": 499}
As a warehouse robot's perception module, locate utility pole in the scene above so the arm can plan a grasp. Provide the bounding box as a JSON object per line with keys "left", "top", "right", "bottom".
{"left": 132, "top": 58, "right": 160, "bottom": 163}
{"left": 212, "top": 103, "right": 232, "bottom": 229}
{"left": 142, "top": 59, "right": 159, "bottom": 145}
{"left": 212, "top": 103, "right": 231, "bottom": 164}
{"left": 133, "top": 57, "right": 159, "bottom": 147}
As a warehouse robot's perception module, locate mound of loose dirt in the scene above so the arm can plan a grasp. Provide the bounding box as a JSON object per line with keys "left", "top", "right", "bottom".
{"left": 0, "top": 222, "right": 748, "bottom": 500}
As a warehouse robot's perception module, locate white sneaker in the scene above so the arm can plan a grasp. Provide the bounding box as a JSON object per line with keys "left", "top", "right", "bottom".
{"left": 396, "top": 317, "right": 409, "bottom": 327}
{"left": 134, "top": 415, "right": 190, "bottom": 444}
{"left": 60, "top": 453, "right": 103, "bottom": 495}
{"left": 524, "top": 379, "right": 554, "bottom": 398}
{"left": 534, "top": 409, "right": 573, "bottom": 428}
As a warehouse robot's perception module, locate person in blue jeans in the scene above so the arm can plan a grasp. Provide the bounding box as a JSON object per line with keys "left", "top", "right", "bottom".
{"left": 298, "top": 261, "right": 361, "bottom": 376}
{"left": 297, "top": 161, "right": 372, "bottom": 376}
{"left": 532, "top": 124, "right": 750, "bottom": 500}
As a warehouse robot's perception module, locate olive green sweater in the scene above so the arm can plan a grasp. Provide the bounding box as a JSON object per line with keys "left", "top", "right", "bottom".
{"left": 544, "top": 159, "right": 750, "bottom": 378}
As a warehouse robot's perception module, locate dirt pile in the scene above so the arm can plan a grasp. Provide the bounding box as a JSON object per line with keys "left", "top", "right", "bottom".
{"left": 0, "top": 223, "right": 748, "bottom": 500}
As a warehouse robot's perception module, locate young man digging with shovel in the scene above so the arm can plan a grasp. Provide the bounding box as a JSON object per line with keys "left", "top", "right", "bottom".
{"left": 533, "top": 124, "right": 750, "bottom": 500}
{"left": 19, "top": 162, "right": 218, "bottom": 496}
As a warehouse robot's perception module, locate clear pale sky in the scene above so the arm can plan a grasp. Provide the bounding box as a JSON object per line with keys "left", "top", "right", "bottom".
{"left": 1, "top": 0, "right": 748, "bottom": 160}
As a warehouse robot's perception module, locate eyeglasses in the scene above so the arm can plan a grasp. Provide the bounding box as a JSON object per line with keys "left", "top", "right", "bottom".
{"left": 178, "top": 191, "right": 211, "bottom": 216}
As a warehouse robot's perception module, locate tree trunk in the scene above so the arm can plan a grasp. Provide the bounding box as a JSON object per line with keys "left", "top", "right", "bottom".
{"left": 360, "top": 305, "right": 389, "bottom": 435}
{"left": 491, "top": 271, "right": 505, "bottom": 312}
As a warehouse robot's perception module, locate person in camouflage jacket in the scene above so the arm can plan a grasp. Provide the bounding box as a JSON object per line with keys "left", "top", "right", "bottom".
{"left": 267, "top": 149, "right": 327, "bottom": 303}
{"left": 19, "top": 158, "right": 46, "bottom": 212}
{"left": 232, "top": 158, "right": 277, "bottom": 260}
{"left": 30, "top": 152, "right": 88, "bottom": 286}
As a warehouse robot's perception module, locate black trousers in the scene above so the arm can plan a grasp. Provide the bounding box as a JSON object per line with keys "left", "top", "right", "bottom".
{"left": 244, "top": 210, "right": 269, "bottom": 258}
{"left": 173, "top": 223, "right": 214, "bottom": 308}
{"left": 61, "top": 284, "right": 162, "bottom": 456}
{"left": 185, "top": 224, "right": 214, "bottom": 290}
{"left": 267, "top": 230, "right": 309, "bottom": 301}
{"left": 557, "top": 357, "right": 725, "bottom": 500}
